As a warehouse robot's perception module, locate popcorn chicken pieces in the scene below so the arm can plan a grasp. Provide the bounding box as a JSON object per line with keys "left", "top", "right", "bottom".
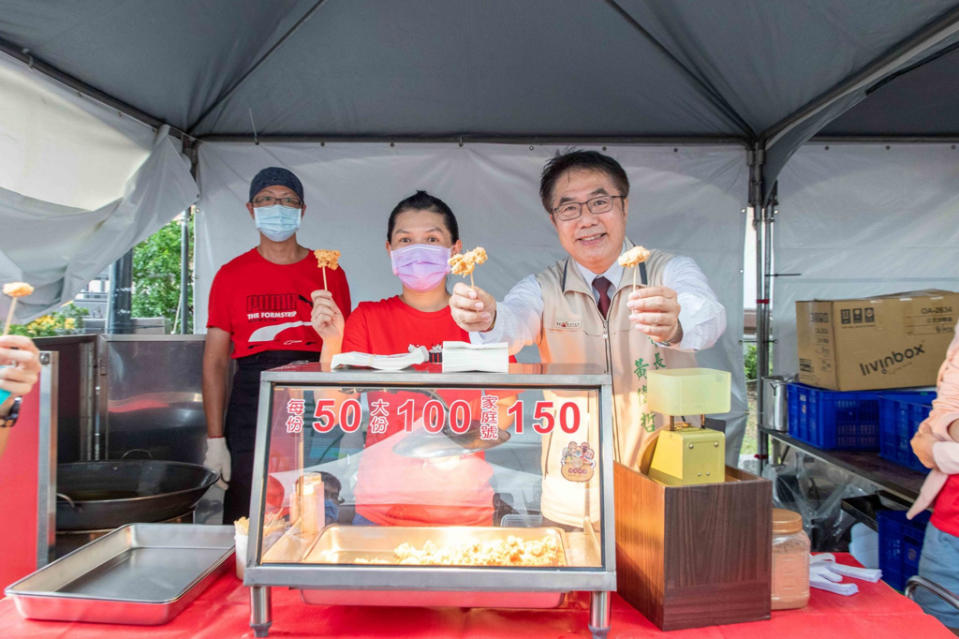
{"left": 2, "top": 281, "right": 34, "bottom": 336}
{"left": 2, "top": 282, "right": 34, "bottom": 298}
{"left": 390, "top": 535, "right": 563, "bottom": 567}
{"left": 449, "top": 247, "right": 487, "bottom": 277}
{"left": 470, "top": 247, "right": 487, "bottom": 266}
{"left": 313, "top": 249, "right": 341, "bottom": 270}
{"left": 448, "top": 254, "right": 469, "bottom": 276}
{"left": 617, "top": 246, "right": 650, "bottom": 268}
{"left": 313, "top": 249, "right": 341, "bottom": 290}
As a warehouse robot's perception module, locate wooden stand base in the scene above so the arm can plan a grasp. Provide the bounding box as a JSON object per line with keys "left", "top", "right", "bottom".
{"left": 614, "top": 463, "right": 772, "bottom": 630}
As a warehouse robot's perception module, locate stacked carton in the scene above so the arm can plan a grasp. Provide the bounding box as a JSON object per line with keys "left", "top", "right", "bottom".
{"left": 795, "top": 290, "right": 958, "bottom": 392}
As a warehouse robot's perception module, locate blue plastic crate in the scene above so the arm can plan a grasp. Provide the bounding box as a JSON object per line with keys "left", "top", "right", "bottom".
{"left": 786, "top": 383, "right": 880, "bottom": 450}
{"left": 879, "top": 392, "right": 936, "bottom": 472}
{"left": 878, "top": 509, "right": 930, "bottom": 592}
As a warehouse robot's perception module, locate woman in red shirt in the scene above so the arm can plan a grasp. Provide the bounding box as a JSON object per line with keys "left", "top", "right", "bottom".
{"left": 313, "top": 191, "right": 496, "bottom": 526}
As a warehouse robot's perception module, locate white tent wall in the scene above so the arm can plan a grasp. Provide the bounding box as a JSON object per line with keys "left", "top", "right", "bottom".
{"left": 195, "top": 142, "right": 749, "bottom": 463}
{"left": 0, "top": 53, "right": 155, "bottom": 211}
{"left": 0, "top": 53, "right": 200, "bottom": 322}
{"left": 772, "top": 143, "right": 959, "bottom": 377}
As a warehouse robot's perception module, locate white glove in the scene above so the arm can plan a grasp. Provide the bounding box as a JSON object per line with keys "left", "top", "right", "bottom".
{"left": 809, "top": 553, "right": 882, "bottom": 596}
{"left": 204, "top": 437, "right": 231, "bottom": 490}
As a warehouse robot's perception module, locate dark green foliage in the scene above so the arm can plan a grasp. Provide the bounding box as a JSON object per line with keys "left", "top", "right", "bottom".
{"left": 132, "top": 213, "right": 193, "bottom": 332}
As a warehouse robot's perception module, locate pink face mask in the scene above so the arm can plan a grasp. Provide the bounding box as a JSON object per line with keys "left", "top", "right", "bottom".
{"left": 390, "top": 244, "right": 452, "bottom": 291}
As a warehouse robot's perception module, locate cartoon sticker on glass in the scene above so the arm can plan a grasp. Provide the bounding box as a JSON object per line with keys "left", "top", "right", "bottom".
{"left": 560, "top": 441, "right": 595, "bottom": 482}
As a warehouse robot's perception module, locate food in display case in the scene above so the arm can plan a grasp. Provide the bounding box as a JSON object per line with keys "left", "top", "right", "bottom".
{"left": 244, "top": 364, "right": 615, "bottom": 639}
{"left": 392, "top": 533, "right": 563, "bottom": 567}
{"left": 301, "top": 525, "right": 565, "bottom": 566}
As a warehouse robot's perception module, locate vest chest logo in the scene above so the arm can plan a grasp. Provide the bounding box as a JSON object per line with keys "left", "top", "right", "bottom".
{"left": 554, "top": 319, "right": 582, "bottom": 330}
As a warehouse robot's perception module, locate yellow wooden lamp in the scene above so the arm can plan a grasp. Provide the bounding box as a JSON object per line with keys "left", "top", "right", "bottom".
{"left": 643, "top": 368, "right": 731, "bottom": 486}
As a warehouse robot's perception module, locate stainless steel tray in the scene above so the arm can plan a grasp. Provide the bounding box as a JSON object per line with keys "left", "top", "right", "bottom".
{"left": 5, "top": 523, "right": 234, "bottom": 625}
{"left": 302, "top": 524, "right": 568, "bottom": 566}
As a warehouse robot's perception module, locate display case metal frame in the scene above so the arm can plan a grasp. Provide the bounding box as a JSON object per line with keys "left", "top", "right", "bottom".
{"left": 245, "top": 364, "right": 617, "bottom": 638}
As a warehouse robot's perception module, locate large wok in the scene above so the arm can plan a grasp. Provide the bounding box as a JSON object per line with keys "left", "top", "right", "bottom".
{"left": 56, "top": 460, "right": 218, "bottom": 531}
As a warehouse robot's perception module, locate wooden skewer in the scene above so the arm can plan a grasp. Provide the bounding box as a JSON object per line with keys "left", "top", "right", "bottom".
{"left": 470, "top": 272, "right": 475, "bottom": 290}
{"left": 632, "top": 266, "right": 637, "bottom": 292}
{"left": 322, "top": 267, "right": 328, "bottom": 290}
{"left": 2, "top": 298, "right": 17, "bottom": 337}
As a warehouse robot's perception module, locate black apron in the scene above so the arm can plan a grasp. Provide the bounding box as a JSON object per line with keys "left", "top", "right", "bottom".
{"left": 222, "top": 350, "right": 317, "bottom": 523}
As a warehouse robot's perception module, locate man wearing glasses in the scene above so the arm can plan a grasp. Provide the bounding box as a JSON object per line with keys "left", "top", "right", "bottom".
{"left": 449, "top": 150, "right": 725, "bottom": 528}
{"left": 202, "top": 167, "right": 351, "bottom": 523}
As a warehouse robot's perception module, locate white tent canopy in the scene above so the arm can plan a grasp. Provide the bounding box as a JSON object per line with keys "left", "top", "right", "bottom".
{"left": 4, "top": 2, "right": 959, "bottom": 461}
{"left": 3, "top": 1, "right": 959, "bottom": 317}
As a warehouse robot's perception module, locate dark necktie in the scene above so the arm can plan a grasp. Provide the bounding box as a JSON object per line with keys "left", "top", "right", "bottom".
{"left": 593, "top": 276, "right": 612, "bottom": 317}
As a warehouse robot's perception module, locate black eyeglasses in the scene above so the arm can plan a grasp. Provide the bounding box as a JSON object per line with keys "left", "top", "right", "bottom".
{"left": 551, "top": 195, "right": 624, "bottom": 221}
{"left": 252, "top": 195, "right": 303, "bottom": 208}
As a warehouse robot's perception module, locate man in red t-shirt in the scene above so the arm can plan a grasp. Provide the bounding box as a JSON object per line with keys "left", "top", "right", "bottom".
{"left": 203, "top": 167, "right": 351, "bottom": 524}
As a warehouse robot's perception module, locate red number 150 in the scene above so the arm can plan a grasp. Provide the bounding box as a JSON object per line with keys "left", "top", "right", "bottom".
{"left": 505, "top": 400, "right": 580, "bottom": 434}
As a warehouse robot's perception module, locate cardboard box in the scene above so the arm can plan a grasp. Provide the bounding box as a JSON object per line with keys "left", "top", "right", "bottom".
{"left": 796, "top": 289, "right": 959, "bottom": 391}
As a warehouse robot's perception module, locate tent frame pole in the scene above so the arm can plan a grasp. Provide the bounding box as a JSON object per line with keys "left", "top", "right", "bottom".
{"left": 763, "top": 5, "right": 959, "bottom": 148}
{"left": 179, "top": 141, "right": 200, "bottom": 335}
{"left": 106, "top": 250, "right": 134, "bottom": 334}
{"left": 750, "top": 144, "right": 773, "bottom": 472}
{"left": 760, "top": 186, "right": 779, "bottom": 470}
{"left": 178, "top": 208, "right": 191, "bottom": 334}
{"left": 197, "top": 134, "right": 747, "bottom": 146}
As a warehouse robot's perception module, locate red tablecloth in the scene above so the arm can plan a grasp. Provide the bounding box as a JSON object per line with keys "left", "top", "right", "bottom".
{"left": 1, "top": 554, "right": 953, "bottom": 638}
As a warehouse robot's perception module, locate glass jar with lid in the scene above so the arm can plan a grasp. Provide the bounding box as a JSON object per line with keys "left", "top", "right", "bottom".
{"left": 771, "top": 508, "right": 810, "bottom": 610}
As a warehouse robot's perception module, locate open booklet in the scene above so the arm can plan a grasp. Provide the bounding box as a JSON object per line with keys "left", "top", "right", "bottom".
{"left": 331, "top": 346, "right": 429, "bottom": 371}
{"left": 441, "top": 341, "right": 509, "bottom": 373}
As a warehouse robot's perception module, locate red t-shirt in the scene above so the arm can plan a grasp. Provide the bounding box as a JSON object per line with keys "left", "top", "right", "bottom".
{"left": 344, "top": 296, "right": 495, "bottom": 527}
{"left": 932, "top": 474, "right": 959, "bottom": 536}
{"left": 207, "top": 249, "right": 350, "bottom": 358}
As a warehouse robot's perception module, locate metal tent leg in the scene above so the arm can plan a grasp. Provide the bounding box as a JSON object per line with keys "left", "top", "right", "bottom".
{"left": 588, "top": 590, "right": 611, "bottom": 639}
{"left": 250, "top": 585, "right": 273, "bottom": 637}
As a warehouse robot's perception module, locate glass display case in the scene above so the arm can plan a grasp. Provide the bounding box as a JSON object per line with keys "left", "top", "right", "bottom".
{"left": 245, "top": 363, "right": 616, "bottom": 638}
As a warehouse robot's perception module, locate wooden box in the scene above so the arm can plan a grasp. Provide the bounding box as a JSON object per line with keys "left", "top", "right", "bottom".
{"left": 614, "top": 463, "right": 772, "bottom": 630}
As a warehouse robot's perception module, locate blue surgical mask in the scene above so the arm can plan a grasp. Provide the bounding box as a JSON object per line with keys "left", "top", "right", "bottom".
{"left": 254, "top": 205, "right": 301, "bottom": 242}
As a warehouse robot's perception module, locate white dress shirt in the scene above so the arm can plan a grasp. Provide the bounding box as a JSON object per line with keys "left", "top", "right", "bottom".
{"left": 471, "top": 253, "right": 726, "bottom": 353}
